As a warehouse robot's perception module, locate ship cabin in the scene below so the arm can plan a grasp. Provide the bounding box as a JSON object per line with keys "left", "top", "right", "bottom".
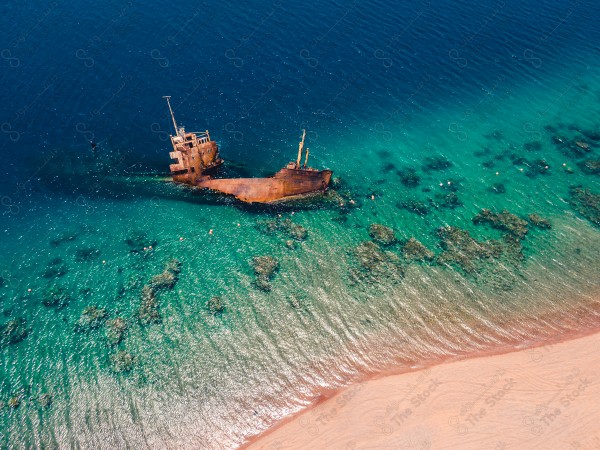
{"left": 163, "top": 96, "right": 222, "bottom": 184}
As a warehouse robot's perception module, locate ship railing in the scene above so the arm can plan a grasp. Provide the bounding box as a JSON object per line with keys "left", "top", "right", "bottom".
{"left": 190, "top": 131, "right": 211, "bottom": 144}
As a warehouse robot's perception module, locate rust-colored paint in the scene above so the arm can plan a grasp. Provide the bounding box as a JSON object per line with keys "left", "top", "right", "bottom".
{"left": 163, "top": 98, "right": 331, "bottom": 204}
{"left": 170, "top": 131, "right": 222, "bottom": 183}
{"left": 196, "top": 167, "right": 333, "bottom": 203}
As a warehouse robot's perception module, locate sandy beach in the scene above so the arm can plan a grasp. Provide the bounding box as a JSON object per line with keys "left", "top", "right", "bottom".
{"left": 247, "top": 332, "right": 600, "bottom": 450}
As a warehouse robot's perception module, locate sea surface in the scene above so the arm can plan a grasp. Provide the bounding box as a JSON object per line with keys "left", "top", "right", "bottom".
{"left": 1, "top": 0, "right": 599, "bottom": 448}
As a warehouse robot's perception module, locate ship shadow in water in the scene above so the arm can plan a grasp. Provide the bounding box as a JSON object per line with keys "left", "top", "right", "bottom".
{"left": 27, "top": 150, "right": 342, "bottom": 214}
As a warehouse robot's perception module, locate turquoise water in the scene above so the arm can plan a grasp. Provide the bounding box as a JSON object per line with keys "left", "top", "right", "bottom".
{"left": 1, "top": 0, "right": 600, "bottom": 448}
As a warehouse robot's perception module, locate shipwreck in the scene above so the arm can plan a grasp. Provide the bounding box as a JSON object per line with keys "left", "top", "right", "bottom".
{"left": 163, "top": 96, "right": 333, "bottom": 203}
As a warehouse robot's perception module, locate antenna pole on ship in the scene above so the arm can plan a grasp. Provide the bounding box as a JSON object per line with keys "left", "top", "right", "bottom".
{"left": 163, "top": 96, "right": 179, "bottom": 136}
{"left": 296, "top": 129, "right": 306, "bottom": 168}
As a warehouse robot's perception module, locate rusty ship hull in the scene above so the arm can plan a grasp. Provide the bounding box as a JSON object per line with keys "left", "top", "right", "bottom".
{"left": 162, "top": 97, "right": 331, "bottom": 204}
{"left": 195, "top": 167, "right": 333, "bottom": 203}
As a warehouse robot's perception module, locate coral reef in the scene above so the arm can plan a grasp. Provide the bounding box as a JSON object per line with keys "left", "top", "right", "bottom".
{"left": 397, "top": 168, "right": 421, "bottom": 187}
{"left": 526, "top": 159, "right": 550, "bottom": 178}
{"left": 207, "top": 296, "right": 226, "bottom": 315}
{"left": 432, "top": 192, "right": 463, "bottom": 209}
{"left": 569, "top": 186, "right": 600, "bottom": 227}
{"left": 49, "top": 233, "right": 78, "bottom": 247}
{"left": 397, "top": 199, "right": 429, "bottom": 216}
{"left": 74, "top": 248, "right": 101, "bottom": 262}
{"left": 38, "top": 393, "right": 52, "bottom": 408}
{"left": 578, "top": 159, "right": 600, "bottom": 175}
{"left": 484, "top": 130, "right": 504, "bottom": 141}
{"left": 580, "top": 129, "right": 600, "bottom": 142}
{"left": 251, "top": 256, "right": 279, "bottom": 291}
{"left": 149, "top": 259, "right": 181, "bottom": 290}
{"left": 422, "top": 155, "right": 453, "bottom": 172}
{"left": 42, "top": 285, "right": 70, "bottom": 308}
{"left": 257, "top": 218, "right": 308, "bottom": 241}
{"left": 125, "top": 231, "right": 157, "bottom": 253}
{"left": 472, "top": 209, "right": 529, "bottom": 239}
{"left": 1, "top": 317, "right": 29, "bottom": 346}
{"left": 524, "top": 141, "right": 542, "bottom": 152}
{"left": 551, "top": 135, "right": 592, "bottom": 158}
{"left": 105, "top": 317, "right": 128, "bottom": 345}
{"left": 43, "top": 257, "right": 68, "bottom": 279}
{"left": 527, "top": 214, "right": 552, "bottom": 229}
{"left": 401, "top": 238, "right": 434, "bottom": 262}
{"left": 349, "top": 241, "right": 404, "bottom": 285}
{"left": 138, "top": 259, "right": 182, "bottom": 324}
{"left": 488, "top": 183, "right": 506, "bottom": 194}
{"left": 368, "top": 224, "right": 397, "bottom": 246}
{"left": 436, "top": 226, "right": 503, "bottom": 274}
{"left": 138, "top": 285, "right": 161, "bottom": 324}
{"left": 110, "top": 350, "right": 134, "bottom": 373}
{"left": 76, "top": 306, "right": 107, "bottom": 332}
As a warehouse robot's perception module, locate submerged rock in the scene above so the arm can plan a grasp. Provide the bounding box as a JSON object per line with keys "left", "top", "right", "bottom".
{"left": 432, "top": 192, "right": 463, "bottom": 209}
{"left": 149, "top": 270, "right": 177, "bottom": 290}
{"left": 138, "top": 286, "right": 161, "bottom": 324}
{"left": 207, "top": 296, "right": 226, "bottom": 315}
{"left": 1, "top": 317, "right": 29, "bottom": 346}
{"left": 105, "top": 317, "right": 128, "bottom": 345}
{"left": 526, "top": 159, "right": 550, "bottom": 178}
{"left": 551, "top": 135, "right": 592, "bottom": 158}
{"left": 8, "top": 396, "right": 21, "bottom": 408}
{"left": 43, "top": 257, "right": 68, "bottom": 279}
{"left": 488, "top": 182, "right": 506, "bottom": 194}
{"left": 164, "top": 258, "right": 182, "bottom": 275}
{"left": 578, "top": 159, "right": 600, "bottom": 175}
{"left": 401, "top": 238, "right": 434, "bottom": 262}
{"left": 397, "top": 168, "right": 421, "bottom": 187}
{"left": 257, "top": 218, "right": 308, "bottom": 241}
{"left": 74, "top": 247, "right": 101, "bottom": 262}
{"left": 38, "top": 393, "right": 52, "bottom": 408}
{"left": 422, "top": 155, "right": 453, "bottom": 172}
{"left": 569, "top": 186, "right": 600, "bottom": 227}
{"left": 110, "top": 350, "right": 134, "bottom": 373}
{"left": 42, "top": 285, "right": 70, "bottom": 308}
{"left": 368, "top": 224, "right": 397, "bottom": 246}
{"left": 527, "top": 214, "right": 552, "bottom": 229}
{"left": 252, "top": 256, "right": 279, "bottom": 278}
{"left": 138, "top": 259, "right": 181, "bottom": 324}
{"left": 76, "top": 306, "right": 107, "bottom": 332}
{"left": 436, "top": 226, "right": 502, "bottom": 274}
{"left": 473, "top": 209, "right": 529, "bottom": 239}
{"left": 251, "top": 256, "right": 279, "bottom": 291}
{"left": 580, "top": 129, "right": 600, "bottom": 142}
{"left": 125, "top": 231, "right": 157, "bottom": 253}
{"left": 149, "top": 259, "right": 182, "bottom": 290}
{"left": 484, "top": 130, "right": 504, "bottom": 141}
{"left": 397, "top": 199, "right": 429, "bottom": 216}
{"left": 524, "top": 141, "right": 542, "bottom": 152}
{"left": 49, "top": 233, "right": 78, "bottom": 247}
{"left": 350, "top": 241, "right": 404, "bottom": 285}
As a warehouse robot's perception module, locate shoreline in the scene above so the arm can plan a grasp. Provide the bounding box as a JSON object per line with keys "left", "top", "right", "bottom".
{"left": 243, "top": 327, "right": 600, "bottom": 449}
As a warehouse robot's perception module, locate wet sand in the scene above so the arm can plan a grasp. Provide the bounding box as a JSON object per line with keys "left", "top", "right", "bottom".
{"left": 246, "top": 331, "right": 600, "bottom": 449}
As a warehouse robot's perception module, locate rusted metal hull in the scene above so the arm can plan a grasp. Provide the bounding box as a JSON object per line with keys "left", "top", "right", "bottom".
{"left": 193, "top": 167, "right": 333, "bottom": 203}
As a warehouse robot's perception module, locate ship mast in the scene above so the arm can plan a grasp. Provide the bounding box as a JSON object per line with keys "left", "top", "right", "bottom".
{"left": 303, "top": 147, "right": 310, "bottom": 168}
{"left": 163, "top": 96, "right": 179, "bottom": 136}
{"left": 296, "top": 129, "right": 306, "bottom": 168}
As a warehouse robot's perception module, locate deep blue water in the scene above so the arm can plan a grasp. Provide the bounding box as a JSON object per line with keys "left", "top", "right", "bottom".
{"left": 1, "top": 0, "right": 599, "bottom": 448}
{"left": 2, "top": 0, "right": 599, "bottom": 180}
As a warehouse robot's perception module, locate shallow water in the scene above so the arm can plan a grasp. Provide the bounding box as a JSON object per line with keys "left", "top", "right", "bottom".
{"left": 1, "top": 0, "right": 600, "bottom": 448}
